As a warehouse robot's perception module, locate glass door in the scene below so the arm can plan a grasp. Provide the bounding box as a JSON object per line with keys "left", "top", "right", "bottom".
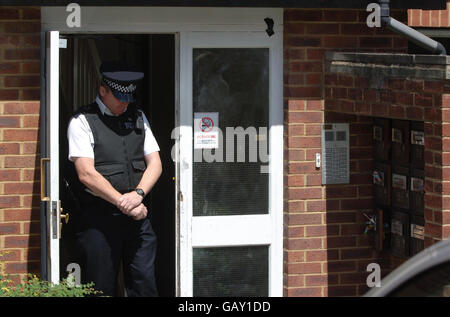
{"left": 179, "top": 31, "right": 283, "bottom": 296}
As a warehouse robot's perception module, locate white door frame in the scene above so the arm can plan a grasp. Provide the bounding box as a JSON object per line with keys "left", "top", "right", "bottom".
{"left": 41, "top": 6, "right": 283, "bottom": 296}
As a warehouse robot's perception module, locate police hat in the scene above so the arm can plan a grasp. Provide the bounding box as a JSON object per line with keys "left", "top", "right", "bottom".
{"left": 100, "top": 61, "right": 144, "bottom": 103}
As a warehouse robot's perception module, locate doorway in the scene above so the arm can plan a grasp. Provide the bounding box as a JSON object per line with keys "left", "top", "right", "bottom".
{"left": 57, "top": 34, "right": 176, "bottom": 296}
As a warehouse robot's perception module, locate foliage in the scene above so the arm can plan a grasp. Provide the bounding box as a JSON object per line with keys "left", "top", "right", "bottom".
{"left": 0, "top": 274, "right": 101, "bottom": 297}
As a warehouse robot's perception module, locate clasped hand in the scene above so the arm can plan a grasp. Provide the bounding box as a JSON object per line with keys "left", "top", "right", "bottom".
{"left": 116, "top": 191, "right": 147, "bottom": 220}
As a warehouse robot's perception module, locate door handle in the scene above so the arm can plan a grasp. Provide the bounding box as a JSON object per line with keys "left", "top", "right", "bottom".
{"left": 59, "top": 205, "right": 69, "bottom": 238}
{"left": 40, "top": 158, "right": 50, "bottom": 201}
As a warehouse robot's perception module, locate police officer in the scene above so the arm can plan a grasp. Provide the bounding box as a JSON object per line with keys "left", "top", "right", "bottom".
{"left": 67, "top": 61, "right": 162, "bottom": 296}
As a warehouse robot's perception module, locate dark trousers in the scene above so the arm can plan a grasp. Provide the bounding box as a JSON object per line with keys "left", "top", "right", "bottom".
{"left": 76, "top": 206, "right": 158, "bottom": 297}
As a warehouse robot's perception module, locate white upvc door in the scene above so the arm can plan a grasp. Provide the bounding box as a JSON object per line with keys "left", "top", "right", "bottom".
{"left": 43, "top": 30, "right": 61, "bottom": 284}
{"left": 179, "top": 31, "right": 283, "bottom": 297}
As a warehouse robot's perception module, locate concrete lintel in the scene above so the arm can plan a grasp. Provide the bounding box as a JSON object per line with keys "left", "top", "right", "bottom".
{"left": 325, "top": 52, "right": 450, "bottom": 83}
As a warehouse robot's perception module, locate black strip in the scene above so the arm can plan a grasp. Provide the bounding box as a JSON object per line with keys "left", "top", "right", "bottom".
{"left": 39, "top": 30, "right": 48, "bottom": 282}
{"left": 0, "top": 0, "right": 446, "bottom": 9}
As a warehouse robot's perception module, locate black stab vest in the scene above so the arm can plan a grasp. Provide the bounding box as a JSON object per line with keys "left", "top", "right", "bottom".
{"left": 74, "top": 102, "right": 146, "bottom": 200}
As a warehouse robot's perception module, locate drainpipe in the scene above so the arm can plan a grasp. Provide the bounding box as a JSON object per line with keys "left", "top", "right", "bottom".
{"left": 379, "top": 0, "right": 447, "bottom": 56}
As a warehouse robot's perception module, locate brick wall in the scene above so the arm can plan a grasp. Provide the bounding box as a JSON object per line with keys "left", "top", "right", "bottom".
{"left": 324, "top": 72, "right": 450, "bottom": 245}
{"left": 284, "top": 8, "right": 409, "bottom": 297}
{"left": 0, "top": 7, "right": 41, "bottom": 284}
{"left": 409, "top": 1, "right": 450, "bottom": 27}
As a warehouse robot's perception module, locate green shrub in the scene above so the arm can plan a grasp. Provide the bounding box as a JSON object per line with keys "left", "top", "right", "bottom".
{"left": 0, "top": 274, "right": 101, "bottom": 297}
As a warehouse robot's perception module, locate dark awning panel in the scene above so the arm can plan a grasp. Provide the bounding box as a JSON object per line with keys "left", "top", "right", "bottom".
{"left": 2, "top": 0, "right": 446, "bottom": 10}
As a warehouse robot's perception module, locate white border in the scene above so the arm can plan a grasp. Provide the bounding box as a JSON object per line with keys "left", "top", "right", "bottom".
{"left": 46, "top": 31, "right": 60, "bottom": 285}
{"left": 183, "top": 30, "right": 283, "bottom": 297}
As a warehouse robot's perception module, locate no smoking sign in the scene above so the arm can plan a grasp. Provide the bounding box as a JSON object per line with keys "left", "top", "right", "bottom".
{"left": 200, "top": 116, "right": 214, "bottom": 132}
{"left": 194, "top": 112, "right": 219, "bottom": 149}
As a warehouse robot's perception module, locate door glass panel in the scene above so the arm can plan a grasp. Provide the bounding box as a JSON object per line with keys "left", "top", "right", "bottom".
{"left": 193, "top": 48, "right": 269, "bottom": 216}
{"left": 193, "top": 246, "right": 269, "bottom": 297}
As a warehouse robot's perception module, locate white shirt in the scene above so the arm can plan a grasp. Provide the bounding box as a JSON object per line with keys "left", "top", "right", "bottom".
{"left": 67, "top": 96, "right": 160, "bottom": 161}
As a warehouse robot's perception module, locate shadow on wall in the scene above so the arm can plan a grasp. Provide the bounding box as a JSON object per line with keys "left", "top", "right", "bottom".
{"left": 324, "top": 112, "right": 392, "bottom": 297}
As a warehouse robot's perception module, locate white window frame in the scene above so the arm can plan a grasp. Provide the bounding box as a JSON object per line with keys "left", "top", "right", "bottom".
{"left": 41, "top": 6, "right": 283, "bottom": 296}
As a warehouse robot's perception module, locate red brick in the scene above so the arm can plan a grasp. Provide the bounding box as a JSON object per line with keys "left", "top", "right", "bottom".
{"left": 288, "top": 111, "right": 322, "bottom": 124}
{"left": 289, "top": 188, "right": 322, "bottom": 200}
{"left": 305, "top": 275, "right": 329, "bottom": 286}
{"left": 327, "top": 261, "right": 357, "bottom": 273}
{"left": 341, "top": 23, "right": 373, "bottom": 35}
{"left": 286, "top": 250, "right": 305, "bottom": 263}
{"left": 289, "top": 61, "right": 322, "bottom": 73}
{"left": 326, "top": 212, "right": 356, "bottom": 223}
{"left": 22, "top": 89, "right": 40, "bottom": 100}
{"left": 326, "top": 186, "right": 357, "bottom": 198}
{"left": 4, "top": 235, "right": 40, "bottom": 248}
{"left": 289, "top": 136, "right": 321, "bottom": 148}
{"left": 288, "top": 262, "right": 322, "bottom": 274}
{"left": 288, "top": 125, "right": 304, "bottom": 136}
{"left": 5, "top": 262, "right": 40, "bottom": 274}
{"left": 285, "top": 275, "right": 304, "bottom": 288}
{"left": 4, "top": 22, "right": 40, "bottom": 33}
{"left": 4, "top": 156, "right": 37, "bottom": 168}
{"left": 0, "top": 8, "right": 20, "bottom": 19}
{"left": 21, "top": 8, "right": 41, "bottom": 20}
{"left": 22, "top": 221, "right": 41, "bottom": 235}
{"left": 288, "top": 238, "right": 323, "bottom": 250}
{"left": 286, "top": 36, "right": 322, "bottom": 47}
{"left": 287, "top": 287, "right": 322, "bottom": 297}
{"left": 288, "top": 175, "right": 304, "bottom": 187}
{"left": 285, "top": 10, "right": 323, "bottom": 22}
{"left": 4, "top": 76, "right": 40, "bottom": 88}
{"left": 305, "top": 225, "right": 327, "bottom": 237}
{"left": 3, "top": 182, "right": 38, "bottom": 195}
{"left": 4, "top": 209, "right": 39, "bottom": 222}
{"left": 0, "top": 169, "right": 20, "bottom": 181}
{"left": 327, "top": 285, "right": 357, "bottom": 297}
{"left": 424, "top": 81, "right": 444, "bottom": 93}
{"left": 0, "top": 89, "right": 19, "bottom": 100}
{"left": 289, "top": 162, "right": 319, "bottom": 174}
{"left": 0, "top": 223, "right": 20, "bottom": 235}
{"left": 0, "top": 196, "right": 20, "bottom": 208}
{"left": 360, "top": 37, "right": 392, "bottom": 48}
{"left": 0, "top": 143, "right": 20, "bottom": 155}
{"left": 288, "top": 149, "right": 305, "bottom": 161}
{"left": 0, "top": 117, "right": 20, "bottom": 127}
{"left": 326, "top": 237, "right": 357, "bottom": 248}
{"left": 305, "top": 23, "right": 340, "bottom": 35}
{"left": 306, "top": 49, "right": 324, "bottom": 60}
{"left": 289, "top": 213, "right": 323, "bottom": 225}
{"left": 285, "top": 74, "right": 304, "bottom": 86}
{"left": 305, "top": 74, "right": 322, "bottom": 86}
{"left": 0, "top": 62, "right": 20, "bottom": 74}
{"left": 22, "top": 116, "right": 39, "bottom": 128}
{"left": 3, "top": 102, "right": 40, "bottom": 114}
{"left": 323, "top": 10, "right": 357, "bottom": 22}
{"left": 287, "top": 226, "right": 305, "bottom": 238}
{"left": 4, "top": 49, "right": 40, "bottom": 60}
{"left": 406, "top": 107, "right": 424, "bottom": 120}
{"left": 3, "top": 129, "right": 38, "bottom": 141}
{"left": 306, "top": 250, "right": 339, "bottom": 262}
{"left": 306, "top": 174, "right": 322, "bottom": 186}
{"left": 287, "top": 201, "right": 305, "bottom": 213}
{"left": 22, "top": 62, "right": 40, "bottom": 74}
{"left": 0, "top": 249, "right": 21, "bottom": 261}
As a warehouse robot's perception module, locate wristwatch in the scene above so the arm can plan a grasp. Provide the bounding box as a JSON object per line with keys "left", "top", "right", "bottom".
{"left": 135, "top": 188, "right": 145, "bottom": 198}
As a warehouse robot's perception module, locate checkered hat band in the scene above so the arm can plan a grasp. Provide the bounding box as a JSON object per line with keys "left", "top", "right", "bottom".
{"left": 103, "top": 78, "right": 137, "bottom": 93}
